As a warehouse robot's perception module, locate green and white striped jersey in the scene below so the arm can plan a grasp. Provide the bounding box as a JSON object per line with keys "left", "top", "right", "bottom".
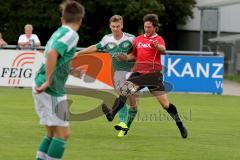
{"left": 35, "top": 25, "right": 79, "bottom": 96}
{"left": 96, "top": 32, "right": 135, "bottom": 71}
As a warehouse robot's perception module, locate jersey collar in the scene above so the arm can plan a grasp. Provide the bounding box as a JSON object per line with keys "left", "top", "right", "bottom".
{"left": 62, "top": 25, "right": 75, "bottom": 32}
{"left": 113, "top": 32, "right": 124, "bottom": 41}
{"left": 144, "top": 33, "right": 158, "bottom": 39}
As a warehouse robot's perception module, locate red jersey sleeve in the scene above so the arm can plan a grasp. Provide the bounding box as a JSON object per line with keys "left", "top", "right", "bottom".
{"left": 157, "top": 36, "right": 166, "bottom": 48}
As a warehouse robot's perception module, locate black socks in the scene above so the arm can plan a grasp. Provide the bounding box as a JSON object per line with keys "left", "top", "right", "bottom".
{"left": 166, "top": 103, "right": 183, "bottom": 127}
{"left": 111, "top": 96, "right": 127, "bottom": 118}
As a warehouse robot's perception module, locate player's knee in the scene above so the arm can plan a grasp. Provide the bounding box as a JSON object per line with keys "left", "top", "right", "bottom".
{"left": 63, "top": 132, "right": 70, "bottom": 140}
{"left": 129, "top": 98, "right": 137, "bottom": 107}
{"left": 57, "top": 132, "right": 70, "bottom": 140}
{"left": 46, "top": 128, "right": 54, "bottom": 138}
{"left": 159, "top": 97, "right": 169, "bottom": 109}
{"left": 159, "top": 100, "right": 169, "bottom": 109}
{"left": 130, "top": 103, "right": 137, "bottom": 108}
{"left": 47, "top": 133, "right": 54, "bottom": 138}
{"left": 129, "top": 105, "right": 138, "bottom": 110}
{"left": 54, "top": 129, "right": 71, "bottom": 140}
{"left": 63, "top": 130, "right": 71, "bottom": 140}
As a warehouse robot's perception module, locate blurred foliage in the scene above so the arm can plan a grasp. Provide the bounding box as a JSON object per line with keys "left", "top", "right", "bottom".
{"left": 225, "top": 75, "right": 240, "bottom": 83}
{"left": 0, "top": 0, "right": 196, "bottom": 49}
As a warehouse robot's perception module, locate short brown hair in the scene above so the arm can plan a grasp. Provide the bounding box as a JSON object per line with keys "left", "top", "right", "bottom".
{"left": 109, "top": 15, "right": 123, "bottom": 24}
{"left": 60, "top": 0, "right": 85, "bottom": 23}
{"left": 143, "top": 14, "right": 159, "bottom": 27}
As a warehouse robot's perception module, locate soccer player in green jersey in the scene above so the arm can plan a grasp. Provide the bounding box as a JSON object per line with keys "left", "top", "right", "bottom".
{"left": 76, "top": 15, "right": 138, "bottom": 137}
{"left": 32, "top": 1, "right": 85, "bottom": 159}
{"left": 103, "top": 14, "right": 188, "bottom": 139}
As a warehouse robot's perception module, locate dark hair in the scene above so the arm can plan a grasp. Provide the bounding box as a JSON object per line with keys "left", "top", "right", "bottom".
{"left": 143, "top": 14, "right": 159, "bottom": 27}
{"left": 60, "top": 0, "right": 85, "bottom": 23}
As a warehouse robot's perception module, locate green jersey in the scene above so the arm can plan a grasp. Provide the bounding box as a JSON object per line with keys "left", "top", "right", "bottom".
{"left": 96, "top": 32, "right": 135, "bottom": 71}
{"left": 35, "top": 25, "right": 79, "bottom": 97}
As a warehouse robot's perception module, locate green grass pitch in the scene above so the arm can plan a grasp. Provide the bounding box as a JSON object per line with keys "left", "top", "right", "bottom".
{"left": 0, "top": 87, "right": 240, "bottom": 160}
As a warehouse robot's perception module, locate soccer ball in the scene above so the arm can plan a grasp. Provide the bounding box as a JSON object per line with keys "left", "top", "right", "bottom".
{"left": 119, "top": 81, "right": 139, "bottom": 96}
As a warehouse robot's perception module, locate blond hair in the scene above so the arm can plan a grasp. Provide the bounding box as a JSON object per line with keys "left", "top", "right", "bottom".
{"left": 24, "top": 24, "right": 33, "bottom": 30}
{"left": 109, "top": 15, "right": 123, "bottom": 24}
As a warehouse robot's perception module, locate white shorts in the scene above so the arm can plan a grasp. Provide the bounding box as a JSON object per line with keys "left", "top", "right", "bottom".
{"left": 114, "top": 71, "right": 141, "bottom": 96}
{"left": 114, "top": 71, "right": 132, "bottom": 90}
{"left": 32, "top": 85, "right": 69, "bottom": 127}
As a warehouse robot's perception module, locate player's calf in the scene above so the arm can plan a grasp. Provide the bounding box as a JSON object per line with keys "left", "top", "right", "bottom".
{"left": 166, "top": 103, "right": 188, "bottom": 139}
{"left": 102, "top": 103, "right": 114, "bottom": 121}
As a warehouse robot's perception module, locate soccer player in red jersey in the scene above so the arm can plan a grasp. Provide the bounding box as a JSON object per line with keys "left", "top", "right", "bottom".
{"left": 102, "top": 13, "right": 188, "bottom": 138}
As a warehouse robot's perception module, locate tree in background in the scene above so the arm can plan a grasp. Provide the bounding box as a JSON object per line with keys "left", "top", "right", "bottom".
{"left": 0, "top": 0, "right": 195, "bottom": 49}
{"left": 0, "top": 0, "right": 61, "bottom": 45}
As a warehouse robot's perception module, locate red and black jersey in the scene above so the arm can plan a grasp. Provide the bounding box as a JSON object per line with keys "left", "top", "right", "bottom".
{"left": 132, "top": 34, "right": 165, "bottom": 74}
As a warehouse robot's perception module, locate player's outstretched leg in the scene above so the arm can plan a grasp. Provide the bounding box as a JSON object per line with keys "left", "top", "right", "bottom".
{"left": 46, "top": 127, "right": 69, "bottom": 159}
{"left": 102, "top": 95, "right": 127, "bottom": 121}
{"left": 36, "top": 136, "right": 52, "bottom": 160}
{"left": 115, "top": 104, "right": 129, "bottom": 137}
{"left": 118, "top": 105, "right": 128, "bottom": 123}
{"left": 166, "top": 103, "right": 188, "bottom": 138}
{"left": 126, "top": 107, "right": 138, "bottom": 129}
{"left": 47, "top": 137, "right": 67, "bottom": 159}
{"left": 153, "top": 92, "right": 188, "bottom": 139}
{"left": 118, "top": 107, "right": 138, "bottom": 137}
{"left": 115, "top": 104, "right": 128, "bottom": 130}
{"left": 101, "top": 103, "right": 113, "bottom": 121}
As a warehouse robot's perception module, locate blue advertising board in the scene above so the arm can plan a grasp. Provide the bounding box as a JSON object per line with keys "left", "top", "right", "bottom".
{"left": 162, "top": 55, "right": 224, "bottom": 94}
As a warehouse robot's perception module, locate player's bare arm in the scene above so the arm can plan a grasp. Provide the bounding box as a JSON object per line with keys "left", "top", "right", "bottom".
{"left": 74, "top": 44, "right": 97, "bottom": 57}
{"left": 153, "top": 40, "right": 165, "bottom": 53}
{"left": 35, "top": 49, "right": 58, "bottom": 93}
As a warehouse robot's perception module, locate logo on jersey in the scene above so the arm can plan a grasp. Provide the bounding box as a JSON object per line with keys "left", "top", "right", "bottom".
{"left": 137, "top": 42, "right": 152, "bottom": 49}
{"left": 121, "top": 41, "right": 131, "bottom": 48}
{"left": 119, "top": 40, "right": 132, "bottom": 52}
{"left": 106, "top": 42, "right": 117, "bottom": 50}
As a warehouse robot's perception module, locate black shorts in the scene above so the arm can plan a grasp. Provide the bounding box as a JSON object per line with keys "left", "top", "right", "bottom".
{"left": 127, "top": 71, "right": 165, "bottom": 92}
